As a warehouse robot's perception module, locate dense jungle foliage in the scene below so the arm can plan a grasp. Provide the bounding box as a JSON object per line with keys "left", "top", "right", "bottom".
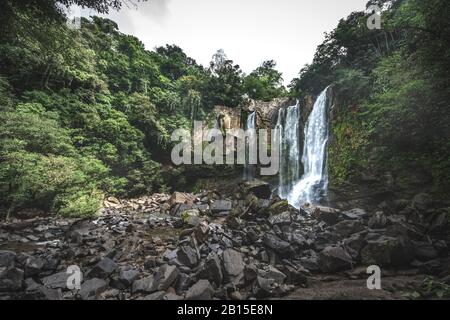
{"left": 0, "top": 0, "right": 286, "bottom": 218}
{"left": 290, "top": 0, "right": 450, "bottom": 197}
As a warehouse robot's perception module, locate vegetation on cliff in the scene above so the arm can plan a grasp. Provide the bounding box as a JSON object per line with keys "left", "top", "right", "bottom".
{"left": 290, "top": 0, "right": 450, "bottom": 196}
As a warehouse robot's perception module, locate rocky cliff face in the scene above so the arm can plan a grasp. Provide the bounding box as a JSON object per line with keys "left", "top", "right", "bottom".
{"left": 247, "top": 98, "right": 296, "bottom": 129}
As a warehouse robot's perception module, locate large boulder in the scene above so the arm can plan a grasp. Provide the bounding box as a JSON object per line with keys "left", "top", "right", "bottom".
{"left": 242, "top": 180, "right": 271, "bottom": 199}
{"left": 222, "top": 249, "right": 244, "bottom": 284}
{"left": 0, "top": 250, "right": 16, "bottom": 268}
{"left": 263, "top": 233, "right": 291, "bottom": 253}
{"left": 333, "top": 220, "right": 365, "bottom": 237}
{"left": 311, "top": 206, "right": 341, "bottom": 225}
{"left": 210, "top": 200, "right": 232, "bottom": 214}
{"left": 169, "top": 192, "right": 195, "bottom": 207}
{"left": 0, "top": 267, "right": 24, "bottom": 292}
{"left": 361, "top": 235, "right": 413, "bottom": 267}
{"left": 185, "top": 279, "right": 214, "bottom": 300}
{"left": 318, "top": 246, "right": 353, "bottom": 272}
{"left": 79, "top": 278, "right": 108, "bottom": 300}
{"left": 86, "top": 257, "right": 117, "bottom": 279}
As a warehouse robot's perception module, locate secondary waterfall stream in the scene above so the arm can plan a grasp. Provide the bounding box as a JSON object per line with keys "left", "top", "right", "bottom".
{"left": 244, "top": 111, "right": 256, "bottom": 180}
{"left": 278, "top": 87, "right": 330, "bottom": 208}
{"left": 276, "top": 102, "right": 301, "bottom": 198}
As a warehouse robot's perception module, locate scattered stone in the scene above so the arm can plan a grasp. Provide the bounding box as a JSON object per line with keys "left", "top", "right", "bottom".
{"left": 132, "top": 276, "right": 155, "bottom": 294}
{"left": 368, "top": 211, "right": 387, "bottom": 229}
{"left": 0, "top": 250, "right": 16, "bottom": 268}
{"left": 361, "top": 235, "right": 413, "bottom": 267}
{"left": 319, "top": 246, "right": 353, "bottom": 272}
{"left": 333, "top": 220, "right": 365, "bottom": 237}
{"left": 0, "top": 267, "right": 24, "bottom": 292}
{"left": 79, "top": 278, "right": 108, "bottom": 300}
{"left": 24, "top": 256, "right": 46, "bottom": 277}
{"left": 117, "top": 268, "right": 139, "bottom": 288}
{"left": 87, "top": 257, "right": 118, "bottom": 279}
{"left": 268, "top": 212, "right": 292, "bottom": 226}
{"left": 177, "top": 246, "right": 198, "bottom": 268}
{"left": 222, "top": 249, "right": 244, "bottom": 284}
{"left": 312, "top": 206, "right": 341, "bottom": 225}
{"left": 263, "top": 233, "right": 290, "bottom": 253}
{"left": 242, "top": 180, "right": 271, "bottom": 199}
{"left": 203, "top": 253, "right": 223, "bottom": 287}
{"left": 210, "top": 200, "right": 232, "bottom": 214}
{"left": 185, "top": 279, "right": 214, "bottom": 300}
{"left": 412, "top": 241, "right": 439, "bottom": 261}
{"left": 153, "top": 264, "right": 179, "bottom": 291}
{"left": 41, "top": 271, "right": 69, "bottom": 289}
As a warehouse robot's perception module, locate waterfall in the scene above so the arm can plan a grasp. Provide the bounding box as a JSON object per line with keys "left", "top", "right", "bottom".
{"left": 276, "top": 102, "right": 301, "bottom": 198}
{"left": 244, "top": 111, "right": 256, "bottom": 180}
{"left": 288, "top": 87, "right": 330, "bottom": 208}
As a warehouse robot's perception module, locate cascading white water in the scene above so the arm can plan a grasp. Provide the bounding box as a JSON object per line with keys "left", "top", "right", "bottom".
{"left": 288, "top": 87, "right": 330, "bottom": 208}
{"left": 244, "top": 111, "right": 256, "bottom": 180}
{"left": 276, "top": 102, "right": 301, "bottom": 198}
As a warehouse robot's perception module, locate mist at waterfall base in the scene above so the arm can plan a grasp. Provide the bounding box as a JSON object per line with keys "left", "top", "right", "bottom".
{"left": 278, "top": 87, "right": 330, "bottom": 209}
{"left": 244, "top": 111, "right": 256, "bottom": 180}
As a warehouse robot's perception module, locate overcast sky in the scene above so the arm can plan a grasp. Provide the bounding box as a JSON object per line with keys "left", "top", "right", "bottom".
{"left": 73, "top": 0, "right": 369, "bottom": 85}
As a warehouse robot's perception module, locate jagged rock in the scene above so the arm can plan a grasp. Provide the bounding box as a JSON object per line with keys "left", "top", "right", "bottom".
{"left": 244, "top": 264, "right": 258, "bottom": 282}
{"left": 268, "top": 200, "right": 289, "bottom": 215}
{"left": 203, "top": 253, "right": 223, "bottom": 287}
{"left": 0, "top": 250, "right": 16, "bottom": 268}
{"left": 252, "top": 276, "right": 275, "bottom": 298}
{"left": 185, "top": 279, "right": 214, "bottom": 300}
{"left": 341, "top": 208, "right": 368, "bottom": 220}
{"left": 258, "top": 266, "right": 286, "bottom": 284}
{"left": 361, "top": 235, "right": 413, "bottom": 267}
{"left": 411, "top": 193, "right": 433, "bottom": 211}
{"left": 263, "top": 233, "right": 290, "bottom": 253}
{"left": 319, "top": 246, "right": 353, "bottom": 272}
{"left": 412, "top": 241, "right": 439, "bottom": 261}
{"left": 343, "top": 231, "right": 367, "bottom": 260}
{"left": 79, "top": 278, "right": 108, "bottom": 300}
{"left": 279, "top": 265, "right": 308, "bottom": 285}
{"left": 268, "top": 212, "right": 292, "bottom": 226}
{"left": 86, "top": 257, "right": 117, "bottom": 279}
{"left": 153, "top": 264, "right": 179, "bottom": 291}
{"left": 24, "top": 256, "right": 46, "bottom": 277}
{"left": 117, "top": 268, "right": 139, "bottom": 288}
{"left": 368, "top": 211, "right": 387, "bottom": 229}
{"left": 177, "top": 245, "right": 198, "bottom": 267}
{"left": 41, "top": 271, "right": 70, "bottom": 289}
{"left": 142, "top": 291, "right": 166, "bottom": 300}
{"left": 132, "top": 276, "right": 155, "bottom": 294}
{"left": 193, "top": 221, "right": 210, "bottom": 244}
{"left": 418, "top": 260, "right": 444, "bottom": 275}
{"left": 300, "top": 251, "right": 320, "bottom": 271}
{"left": 0, "top": 267, "right": 24, "bottom": 292}
{"left": 25, "top": 285, "right": 63, "bottom": 300}
{"left": 210, "top": 200, "right": 232, "bottom": 214}
{"left": 222, "top": 249, "right": 244, "bottom": 284}
{"left": 169, "top": 192, "right": 195, "bottom": 207}
{"left": 242, "top": 180, "right": 271, "bottom": 199}
{"left": 311, "top": 206, "right": 341, "bottom": 225}
{"left": 333, "top": 220, "right": 365, "bottom": 237}
{"left": 313, "top": 231, "right": 342, "bottom": 251}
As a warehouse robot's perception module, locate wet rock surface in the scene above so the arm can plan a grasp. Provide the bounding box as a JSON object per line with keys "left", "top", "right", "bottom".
{"left": 0, "top": 187, "right": 448, "bottom": 300}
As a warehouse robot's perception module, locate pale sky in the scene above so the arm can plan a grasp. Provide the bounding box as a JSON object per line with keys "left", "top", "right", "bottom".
{"left": 73, "top": 0, "right": 369, "bottom": 85}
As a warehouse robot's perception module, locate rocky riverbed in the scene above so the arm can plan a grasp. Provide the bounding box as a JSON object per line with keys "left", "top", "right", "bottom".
{"left": 0, "top": 180, "right": 449, "bottom": 300}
